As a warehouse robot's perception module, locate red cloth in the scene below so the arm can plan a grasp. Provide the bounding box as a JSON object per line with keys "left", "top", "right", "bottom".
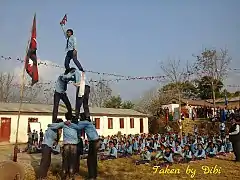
{"left": 60, "top": 14, "right": 67, "bottom": 25}
{"left": 25, "top": 14, "right": 39, "bottom": 86}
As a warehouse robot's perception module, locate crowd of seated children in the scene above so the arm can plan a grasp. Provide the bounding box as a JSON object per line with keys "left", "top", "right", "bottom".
{"left": 95, "top": 132, "right": 233, "bottom": 166}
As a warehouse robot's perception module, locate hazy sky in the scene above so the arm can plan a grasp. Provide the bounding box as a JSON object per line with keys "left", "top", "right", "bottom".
{"left": 0, "top": 0, "right": 239, "bottom": 101}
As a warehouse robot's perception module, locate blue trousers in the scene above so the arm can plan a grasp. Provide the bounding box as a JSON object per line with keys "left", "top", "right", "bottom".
{"left": 65, "top": 50, "right": 83, "bottom": 71}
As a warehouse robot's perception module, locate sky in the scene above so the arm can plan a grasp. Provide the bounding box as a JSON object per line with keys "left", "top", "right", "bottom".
{"left": 0, "top": 0, "right": 239, "bottom": 102}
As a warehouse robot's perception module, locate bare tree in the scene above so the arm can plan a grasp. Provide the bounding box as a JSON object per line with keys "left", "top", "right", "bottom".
{"left": 21, "top": 82, "right": 54, "bottom": 104}
{"left": 194, "top": 48, "right": 231, "bottom": 113}
{"left": 0, "top": 72, "right": 54, "bottom": 104}
{"left": 194, "top": 48, "right": 231, "bottom": 80}
{"left": 160, "top": 59, "right": 191, "bottom": 138}
{"left": 89, "top": 79, "right": 112, "bottom": 107}
{"left": 0, "top": 72, "right": 15, "bottom": 102}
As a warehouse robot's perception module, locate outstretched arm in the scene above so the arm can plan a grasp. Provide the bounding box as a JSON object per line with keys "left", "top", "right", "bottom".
{"left": 60, "top": 24, "right": 68, "bottom": 39}
{"left": 69, "top": 123, "right": 81, "bottom": 130}
{"left": 48, "top": 122, "right": 64, "bottom": 129}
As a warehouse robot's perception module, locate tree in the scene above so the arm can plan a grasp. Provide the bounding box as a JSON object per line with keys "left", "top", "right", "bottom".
{"left": 0, "top": 72, "right": 15, "bottom": 102}
{"left": 89, "top": 80, "right": 112, "bottom": 107}
{"left": 195, "top": 76, "right": 224, "bottom": 99}
{"left": 159, "top": 59, "right": 191, "bottom": 138}
{"left": 103, "top": 95, "right": 122, "bottom": 108}
{"left": 161, "top": 81, "right": 198, "bottom": 99}
{"left": 234, "top": 91, "right": 240, "bottom": 97}
{"left": 121, "top": 100, "right": 135, "bottom": 109}
{"left": 0, "top": 72, "right": 54, "bottom": 104}
{"left": 194, "top": 48, "right": 231, "bottom": 110}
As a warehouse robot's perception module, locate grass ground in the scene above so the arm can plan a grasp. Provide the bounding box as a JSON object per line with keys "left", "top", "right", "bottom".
{"left": 1, "top": 145, "right": 240, "bottom": 180}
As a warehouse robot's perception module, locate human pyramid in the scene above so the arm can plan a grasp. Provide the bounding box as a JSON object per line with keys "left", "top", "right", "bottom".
{"left": 37, "top": 15, "right": 100, "bottom": 180}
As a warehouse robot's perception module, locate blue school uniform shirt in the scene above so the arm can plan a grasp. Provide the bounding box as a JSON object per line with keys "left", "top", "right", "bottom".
{"left": 61, "top": 24, "right": 77, "bottom": 52}
{"left": 42, "top": 123, "right": 63, "bottom": 148}
{"left": 125, "top": 145, "right": 133, "bottom": 155}
{"left": 132, "top": 142, "right": 138, "bottom": 150}
{"left": 70, "top": 121, "right": 99, "bottom": 141}
{"left": 118, "top": 144, "right": 125, "bottom": 153}
{"left": 49, "top": 122, "right": 79, "bottom": 144}
{"left": 207, "top": 147, "right": 217, "bottom": 155}
{"left": 55, "top": 70, "right": 78, "bottom": 93}
{"left": 194, "top": 149, "right": 206, "bottom": 158}
{"left": 109, "top": 146, "right": 118, "bottom": 158}
{"left": 226, "top": 141, "right": 233, "bottom": 151}
{"left": 140, "top": 143, "right": 145, "bottom": 151}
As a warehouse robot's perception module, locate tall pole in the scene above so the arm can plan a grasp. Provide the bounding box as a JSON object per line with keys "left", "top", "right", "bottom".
{"left": 211, "top": 80, "right": 216, "bottom": 117}
{"left": 178, "top": 87, "right": 182, "bottom": 140}
{"left": 13, "top": 30, "right": 32, "bottom": 162}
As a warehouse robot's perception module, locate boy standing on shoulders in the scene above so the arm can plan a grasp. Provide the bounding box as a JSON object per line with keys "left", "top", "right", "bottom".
{"left": 60, "top": 14, "right": 84, "bottom": 71}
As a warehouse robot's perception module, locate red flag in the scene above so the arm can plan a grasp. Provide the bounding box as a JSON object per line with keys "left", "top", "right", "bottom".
{"left": 25, "top": 14, "right": 39, "bottom": 86}
{"left": 60, "top": 14, "right": 67, "bottom": 25}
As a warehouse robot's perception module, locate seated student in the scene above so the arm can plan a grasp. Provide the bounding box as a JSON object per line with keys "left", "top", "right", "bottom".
{"left": 158, "top": 146, "right": 174, "bottom": 167}
{"left": 216, "top": 139, "right": 226, "bottom": 156}
{"left": 52, "top": 143, "right": 61, "bottom": 155}
{"left": 168, "top": 137, "right": 175, "bottom": 149}
{"left": 182, "top": 144, "right": 192, "bottom": 163}
{"left": 153, "top": 139, "right": 160, "bottom": 152}
{"left": 203, "top": 139, "right": 208, "bottom": 150}
{"left": 194, "top": 144, "right": 206, "bottom": 160}
{"left": 160, "top": 137, "right": 167, "bottom": 147}
{"left": 117, "top": 141, "right": 125, "bottom": 154}
{"left": 206, "top": 142, "right": 217, "bottom": 158}
{"left": 83, "top": 140, "right": 89, "bottom": 154}
{"left": 148, "top": 138, "right": 154, "bottom": 152}
{"left": 189, "top": 139, "right": 197, "bottom": 154}
{"left": 173, "top": 141, "right": 183, "bottom": 163}
{"left": 155, "top": 145, "right": 165, "bottom": 160}
{"left": 226, "top": 138, "right": 233, "bottom": 153}
{"left": 99, "top": 138, "right": 105, "bottom": 152}
{"left": 132, "top": 139, "right": 139, "bottom": 154}
{"left": 124, "top": 140, "right": 133, "bottom": 156}
{"left": 138, "top": 139, "right": 145, "bottom": 152}
{"left": 136, "top": 146, "right": 151, "bottom": 165}
{"left": 101, "top": 141, "right": 117, "bottom": 160}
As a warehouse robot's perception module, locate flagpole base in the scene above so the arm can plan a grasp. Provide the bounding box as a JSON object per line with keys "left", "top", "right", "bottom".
{"left": 13, "top": 145, "right": 18, "bottom": 162}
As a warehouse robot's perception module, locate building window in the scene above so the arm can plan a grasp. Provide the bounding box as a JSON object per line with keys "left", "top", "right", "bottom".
{"left": 28, "top": 118, "right": 38, "bottom": 132}
{"left": 130, "top": 118, "right": 134, "bottom": 128}
{"left": 119, "top": 118, "right": 124, "bottom": 129}
{"left": 108, "top": 118, "right": 113, "bottom": 129}
{"left": 95, "top": 118, "right": 100, "bottom": 129}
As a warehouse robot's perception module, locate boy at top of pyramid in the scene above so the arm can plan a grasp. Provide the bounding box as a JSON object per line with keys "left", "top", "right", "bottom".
{"left": 60, "top": 15, "right": 84, "bottom": 72}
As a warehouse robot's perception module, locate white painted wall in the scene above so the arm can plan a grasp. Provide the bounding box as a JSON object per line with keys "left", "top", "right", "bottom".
{"left": 162, "top": 104, "right": 179, "bottom": 113}
{"left": 0, "top": 114, "right": 149, "bottom": 143}
{"left": 94, "top": 116, "right": 148, "bottom": 136}
{"left": 0, "top": 114, "right": 64, "bottom": 143}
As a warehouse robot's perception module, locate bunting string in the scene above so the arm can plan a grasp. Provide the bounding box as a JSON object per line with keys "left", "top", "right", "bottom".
{"left": 1, "top": 56, "right": 136, "bottom": 78}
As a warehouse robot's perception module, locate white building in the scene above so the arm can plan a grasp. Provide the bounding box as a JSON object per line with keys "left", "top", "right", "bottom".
{"left": 0, "top": 102, "right": 149, "bottom": 143}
